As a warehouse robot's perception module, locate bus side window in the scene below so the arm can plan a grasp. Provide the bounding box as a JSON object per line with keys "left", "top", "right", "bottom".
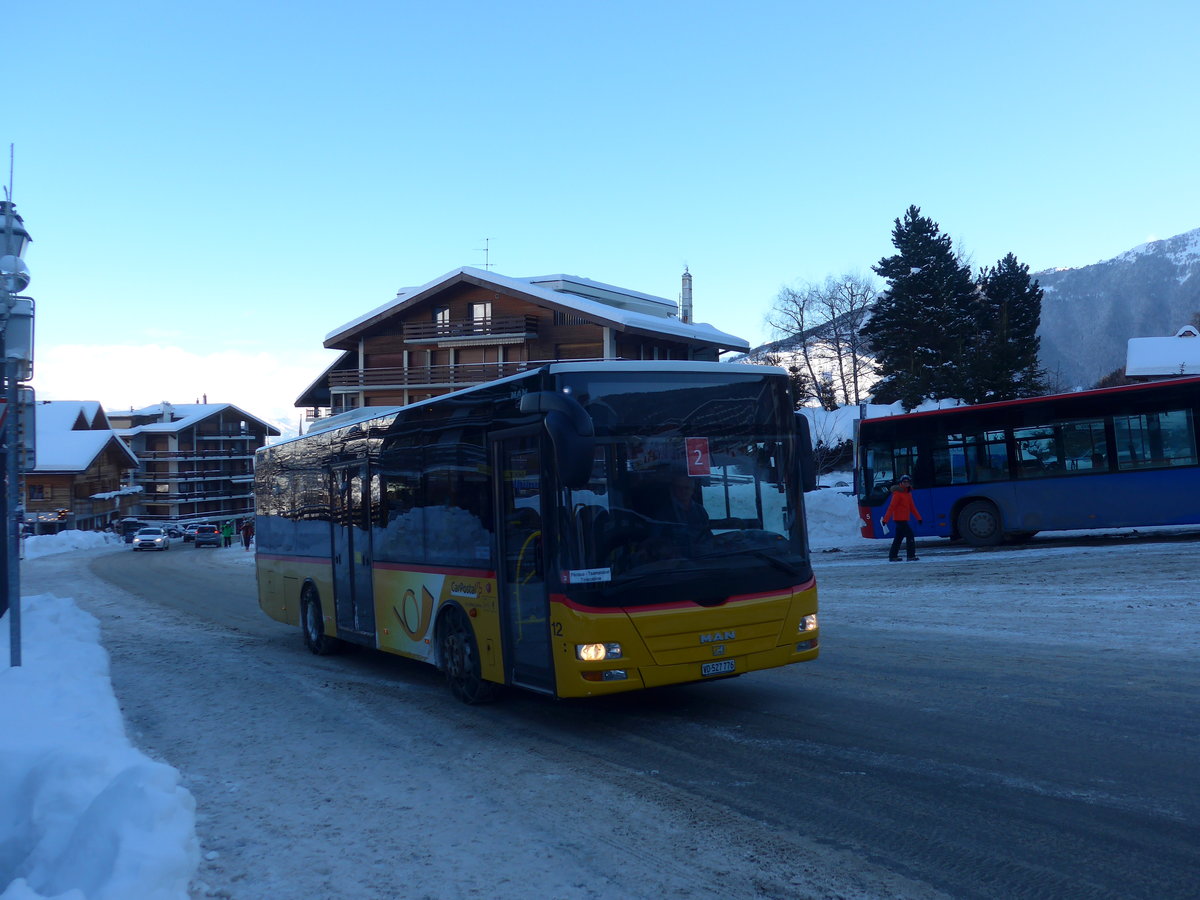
{"left": 1116, "top": 409, "right": 1198, "bottom": 470}
{"left": 380, "top": 449, "right": 427, "bottom": 564}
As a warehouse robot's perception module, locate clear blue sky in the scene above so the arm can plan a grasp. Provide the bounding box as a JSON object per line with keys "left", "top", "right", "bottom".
{"left": 9, "top": 0, "right": 1200, "bottom": 429}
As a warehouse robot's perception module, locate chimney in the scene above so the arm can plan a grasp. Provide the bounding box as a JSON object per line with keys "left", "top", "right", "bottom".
{"left": 680, "top": 267, "right": 693, "bottom": 324}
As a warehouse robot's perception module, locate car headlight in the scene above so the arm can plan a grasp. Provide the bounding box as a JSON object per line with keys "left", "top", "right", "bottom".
{"left": 798, "top": 614, "right": 817, "bottom": 633}
{"left": 576, "top": 642, "right": 622, "bottom": 661}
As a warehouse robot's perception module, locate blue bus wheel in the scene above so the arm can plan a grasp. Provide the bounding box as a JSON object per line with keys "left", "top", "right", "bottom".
{"left": 957, "top": 500, "right": 1003, "bottom": 547}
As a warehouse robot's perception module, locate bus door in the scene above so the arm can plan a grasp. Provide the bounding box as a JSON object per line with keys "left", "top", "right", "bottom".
{"left": 494, "top": 433, "right": 554, "bottom": 693}
{"left": 330, "top": 462, "right": 376, "bottom": 638}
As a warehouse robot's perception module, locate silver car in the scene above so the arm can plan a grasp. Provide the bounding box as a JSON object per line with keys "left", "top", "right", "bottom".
{"left": 132, "top": 526, "right": 170, "bottom": 551}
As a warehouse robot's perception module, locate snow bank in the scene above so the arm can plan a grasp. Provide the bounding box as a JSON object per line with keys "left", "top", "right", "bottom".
{"left": 804, "top": 485, "right": 865, "bottom": 550}
{"left": 0, "top": 594, "right": 198, "bottom": 900}
{"left": 22, "top": 531, "right": 118, "bottom": 561}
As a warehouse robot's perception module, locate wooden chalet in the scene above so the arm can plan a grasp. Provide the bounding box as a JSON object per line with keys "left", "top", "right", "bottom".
{"left": 296, "top": 267, "right": 750, "bottom": 416}
{"left": 25, "top": 401, "right": 142, "bottom": 533}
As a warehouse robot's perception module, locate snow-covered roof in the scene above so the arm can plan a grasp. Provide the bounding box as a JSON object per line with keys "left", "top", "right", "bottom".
{"left": 111, "top": 403, "right": 281, "bottom": 437}
{"left": 324, "top": 267, "right": 749, "bottom": 352}
{"left": 31, "top": 401, "right": 140, "bottom": 473}
{"left": 1126, "top": 326, "right": 1200, "bottom": 377}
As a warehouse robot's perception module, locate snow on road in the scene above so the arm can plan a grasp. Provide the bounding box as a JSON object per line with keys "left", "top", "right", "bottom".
{"left": 3, "top": 499, "right": 1198, "bottom": 899}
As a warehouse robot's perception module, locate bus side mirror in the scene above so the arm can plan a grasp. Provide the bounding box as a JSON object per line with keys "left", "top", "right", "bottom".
{"left": 794, "top": 412, "right": 818, "bottom": 493}
{"left": 519, "top": 392, "right": 596, "bottom": 489}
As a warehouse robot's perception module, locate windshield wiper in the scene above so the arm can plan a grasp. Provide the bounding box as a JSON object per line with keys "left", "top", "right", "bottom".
{"left": 691, "top": 546, "right": 801, "bottom": 576}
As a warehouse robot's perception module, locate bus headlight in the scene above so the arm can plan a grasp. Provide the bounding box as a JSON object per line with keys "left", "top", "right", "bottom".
{"left": 799, "top": 614, "right": 818, "bottom": 633}
{"left": 576, "top": 642, "right": 623, "bottom": 661}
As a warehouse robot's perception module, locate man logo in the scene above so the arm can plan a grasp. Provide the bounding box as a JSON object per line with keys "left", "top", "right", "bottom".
{"left": 700, "top": 631, "right": 735, "bottom": 644}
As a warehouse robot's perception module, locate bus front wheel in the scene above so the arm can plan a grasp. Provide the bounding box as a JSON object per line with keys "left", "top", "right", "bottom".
{"left": 302, "top": 587, "right": 343, "bottom": 656}
{"left": 957, "top": 500, "right": 1003, "bottom": 547}
{"left": 438, "top": 607, "right": 499, "bottom": 705}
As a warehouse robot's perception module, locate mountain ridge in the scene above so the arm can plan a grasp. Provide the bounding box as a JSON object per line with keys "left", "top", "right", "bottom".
{"left": 1035, "top": 226, "right": 1200, "bottom": 388}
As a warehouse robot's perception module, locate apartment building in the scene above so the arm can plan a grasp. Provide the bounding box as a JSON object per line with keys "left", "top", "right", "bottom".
{"left": 108, "top": 403, "right": 280, "bottom": 523}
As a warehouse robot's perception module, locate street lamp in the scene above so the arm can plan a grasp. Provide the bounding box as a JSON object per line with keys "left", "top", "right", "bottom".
{"left": 1, "top": 196, "right": 32, "bottom": 667}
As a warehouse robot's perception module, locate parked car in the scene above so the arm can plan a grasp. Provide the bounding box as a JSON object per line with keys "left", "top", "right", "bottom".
{"left": 166, "top": 524, "right": 184, "bottom": 539}
{"left": 182, "top": 524, "right": 201, "bottom": 543}
{"left": 192, "top": 524, "right": 221, "bottom": 548}
{"left": 131, "top": 527, "right": 170, "bottom": 551}
{"left": 121, "top": 520, "right": 149, "bottom": 543}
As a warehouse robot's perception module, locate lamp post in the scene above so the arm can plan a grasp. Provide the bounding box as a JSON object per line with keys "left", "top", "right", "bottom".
{"left": 1, "top": 196, "right": 32, "bottom": 667}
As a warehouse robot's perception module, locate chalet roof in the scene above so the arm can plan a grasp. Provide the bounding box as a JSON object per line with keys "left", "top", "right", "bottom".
{"left": 1125, "top": 326, "right": 1200, "bottom": 378}
{"left": 324, "top": 267, "right": 750, "bottom": 352}
{"left": 111, "top": 403, "right": 281, "bottom": 437}
{"left": 294, "top": 350, "right": 355, "bottom": 408}
{"left": 31, "top": 401, "right": 141, "bottom": 473}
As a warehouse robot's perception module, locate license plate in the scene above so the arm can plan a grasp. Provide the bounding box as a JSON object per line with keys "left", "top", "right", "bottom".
{"left": 702, "top": 659, "right": 736, "bottom": 677}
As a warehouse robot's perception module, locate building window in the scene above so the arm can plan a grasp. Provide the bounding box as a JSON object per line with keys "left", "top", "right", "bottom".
{"left": 28, "top": 484, "right": 45, "bottom": 501}
{"left": 468, "top": 301, "right": 491, "bottom": 323}
{"left": 433, "top": 306, "right": 450, "bottom": 324}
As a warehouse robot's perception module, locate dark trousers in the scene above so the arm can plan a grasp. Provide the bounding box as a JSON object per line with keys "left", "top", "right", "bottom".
{"left": 889, "top": 521, "right": 916, "bottom": 559}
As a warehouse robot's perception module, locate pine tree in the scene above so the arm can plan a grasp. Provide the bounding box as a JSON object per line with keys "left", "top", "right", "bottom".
{"left": 970, "top": 253, "right": 1046, "bottom": 402}
{"left": 861, "top": 206, "right": 978, "bottom": 409}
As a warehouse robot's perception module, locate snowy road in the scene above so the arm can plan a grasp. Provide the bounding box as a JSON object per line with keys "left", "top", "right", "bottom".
{"left": 23, "top": 530, "right": 1200, "bottom": 899}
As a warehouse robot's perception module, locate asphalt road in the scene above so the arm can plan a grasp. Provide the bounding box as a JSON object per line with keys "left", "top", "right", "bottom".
{"left": 85, "top": 538, "right": 1200, "bottom": 899}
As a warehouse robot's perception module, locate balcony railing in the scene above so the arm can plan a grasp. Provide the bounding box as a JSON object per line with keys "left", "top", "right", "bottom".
{"left": 138, "top": 472, "right": 252, "bottom": 484}
{"left": 137, "top": 449, "right": 255, "bottom": 460}
{"left": 325, "top": 356, "right": 620, "bottom": 392}
{"left": 328, "top": 359, "right": 535, "bottom": 389}
{"left": 402, "top": 315, "right": 538, "bottom": 344}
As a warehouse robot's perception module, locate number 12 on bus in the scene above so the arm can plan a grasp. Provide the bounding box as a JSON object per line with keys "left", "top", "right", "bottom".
{"left": 855, "top": 376, "right": 1200, "bottom": 546}
{"left": 254, "top": 361, "right": 820, "bottom": 703}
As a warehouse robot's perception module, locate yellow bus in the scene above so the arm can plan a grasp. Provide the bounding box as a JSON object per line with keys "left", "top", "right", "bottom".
{"left": 254, "top": 361, "right": 819, "bottom": 702}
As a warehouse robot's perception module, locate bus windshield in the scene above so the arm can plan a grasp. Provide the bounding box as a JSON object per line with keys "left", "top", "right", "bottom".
{"left": 555, "top": 370, "right": 809, "bottom": 607}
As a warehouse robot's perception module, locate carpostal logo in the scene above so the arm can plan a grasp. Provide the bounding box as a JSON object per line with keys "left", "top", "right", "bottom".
{"left": 449, "top": 580, "right": 478, "bottom": 599}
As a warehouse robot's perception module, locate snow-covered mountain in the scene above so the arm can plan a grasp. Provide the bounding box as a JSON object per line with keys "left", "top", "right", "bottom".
{"left": 1036, "top": 227, "right": 1200, "bottom": 388}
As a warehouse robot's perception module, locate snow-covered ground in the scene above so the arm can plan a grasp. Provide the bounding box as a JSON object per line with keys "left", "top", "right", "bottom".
{"left": 2, "top": 499, "right": 855, "bottom": 900}
{"left": 1, "top": 532, "right": 200, "bottom": 900}
{"left": 3, "top": 493, "right": 1198, "bottom": 898}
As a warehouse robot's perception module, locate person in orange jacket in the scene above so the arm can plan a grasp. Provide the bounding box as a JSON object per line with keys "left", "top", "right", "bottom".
{"left": 882, "top": 474, "right": 923, "bottom": 561}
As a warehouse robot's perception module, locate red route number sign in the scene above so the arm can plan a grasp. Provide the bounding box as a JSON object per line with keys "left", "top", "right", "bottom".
{"left": 684, "top": 437, "right": 711, "bottom": 476}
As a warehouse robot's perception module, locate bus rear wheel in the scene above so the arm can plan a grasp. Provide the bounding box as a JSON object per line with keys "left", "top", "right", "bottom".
{"left": 302, "top": 586, "right": 343, "bottom": 656}
{"left": 438, "top": 607, "right": 499, "bottom": 705}
{"left": 957, "top": 500, "right": 1003, "bottom": 547}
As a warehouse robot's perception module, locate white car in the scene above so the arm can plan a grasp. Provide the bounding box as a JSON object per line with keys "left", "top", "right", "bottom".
{"left": 131, "top": 526, "right": 170, "bottom": 551}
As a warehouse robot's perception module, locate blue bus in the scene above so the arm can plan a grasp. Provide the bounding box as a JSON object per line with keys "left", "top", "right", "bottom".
{"left": 854, "top": 375, "right": 1200, "bottom": 545}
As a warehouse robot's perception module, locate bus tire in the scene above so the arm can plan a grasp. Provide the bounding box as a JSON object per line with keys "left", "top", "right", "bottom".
{"left": 301, "top": 586, "right": 343, "bottom": 656}
{"left": 957, "top": 500, "right": 1003, "bottom": 547}
{"left": 438, "top": 607, "right": 499, "bottom": 705}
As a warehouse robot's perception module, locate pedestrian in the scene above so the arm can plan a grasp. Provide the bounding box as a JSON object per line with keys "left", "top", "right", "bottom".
{"left": 222, "top": 520, "right": 234, "bottom": 548}
{"left": 882, "top": 474, "right": 923, "bottom": 561}
{"left": 240, "top": 518, "right": 254, "bottom": 551}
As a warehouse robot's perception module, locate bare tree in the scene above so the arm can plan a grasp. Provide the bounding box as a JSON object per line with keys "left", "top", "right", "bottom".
{"left": 815, "top": 274, "right": 875, "bottom": 406}
{"left": 764, "top": 284, "right": 825, "bottom": 407}
{"left": 763, "top": 274, "right": 877, "bottom": 408}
